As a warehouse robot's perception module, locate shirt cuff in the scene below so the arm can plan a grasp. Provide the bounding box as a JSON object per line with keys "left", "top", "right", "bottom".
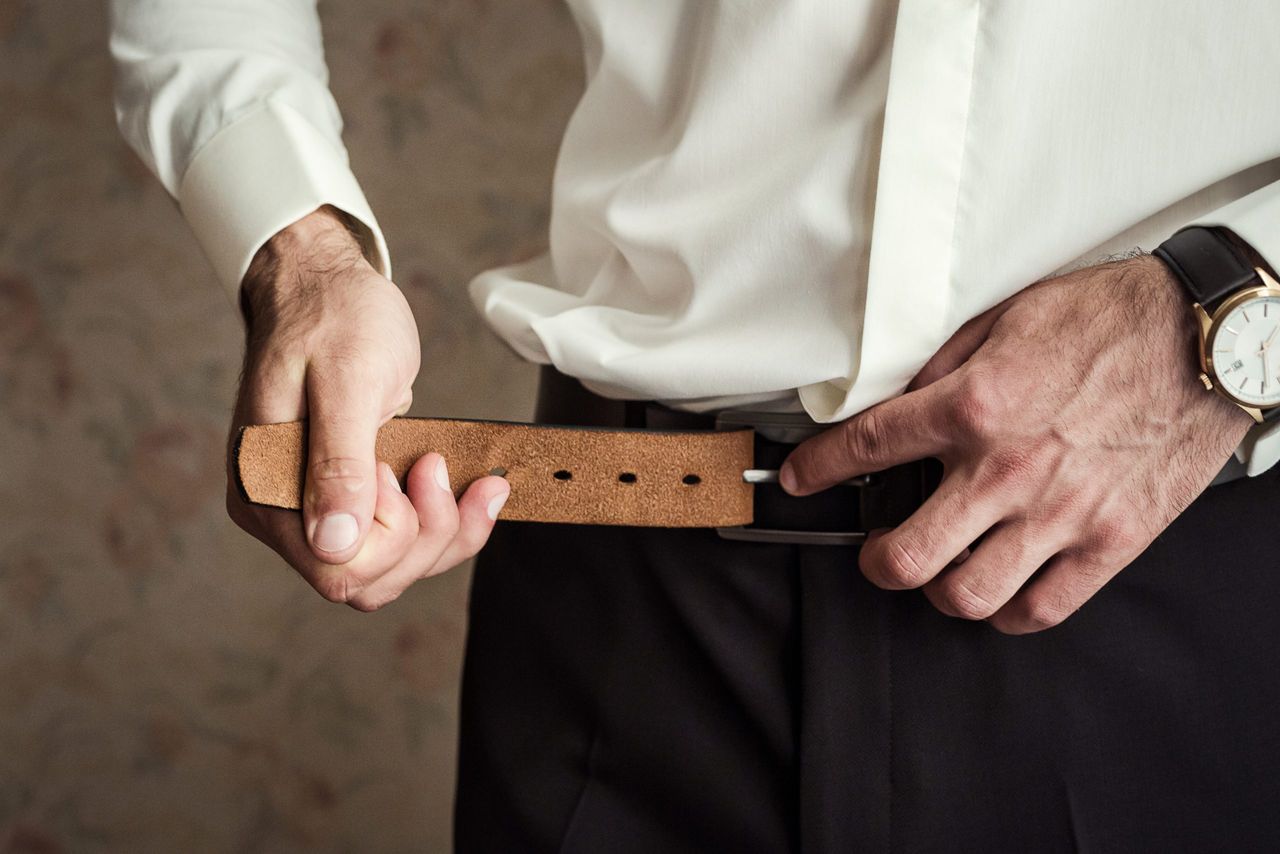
{"left": 1179, "top": 177, "right": 1280, "bottom": 477}
{"left": 177, "top": 97, "right": 391, "bottom": 303}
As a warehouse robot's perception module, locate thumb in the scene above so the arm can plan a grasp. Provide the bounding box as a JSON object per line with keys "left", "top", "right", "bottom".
{"left": 302, "top": 362, "right": 383, "bottom": 564}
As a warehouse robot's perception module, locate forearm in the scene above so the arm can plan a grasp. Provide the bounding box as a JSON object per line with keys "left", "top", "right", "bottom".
{"left": 109, "top": 0, "right": 389, "bottom": 298}
{"left": 240, "top": 205, "right": 367, "bottom": 331}
{"left": 109, "top": 0, "right": 334, "bottom": 194}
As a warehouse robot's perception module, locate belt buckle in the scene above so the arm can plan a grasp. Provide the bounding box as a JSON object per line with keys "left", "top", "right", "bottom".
{"left": 712, "top": 409, "right": 869, "bottom": 546}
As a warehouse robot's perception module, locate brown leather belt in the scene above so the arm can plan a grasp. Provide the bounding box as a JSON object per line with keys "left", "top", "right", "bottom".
{"left": 234, "top": 365, "right": 941, "bottom": 545}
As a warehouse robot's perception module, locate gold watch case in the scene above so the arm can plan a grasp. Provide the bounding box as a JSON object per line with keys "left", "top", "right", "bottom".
{"left": 1196, "top": 266, "right": 1280, "bottom": 423}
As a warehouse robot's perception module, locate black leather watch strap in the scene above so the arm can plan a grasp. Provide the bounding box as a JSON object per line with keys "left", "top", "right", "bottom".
{"left": 1152, "top": 226, "right": 1260, "bottom": 314}
{"left": 1155, "top": 226, "right": 1280, "bottom": 422}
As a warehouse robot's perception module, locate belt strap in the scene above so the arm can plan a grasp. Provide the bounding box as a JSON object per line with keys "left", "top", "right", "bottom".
{"left": 234, "top": 417, "right": 756, "bottom": 527}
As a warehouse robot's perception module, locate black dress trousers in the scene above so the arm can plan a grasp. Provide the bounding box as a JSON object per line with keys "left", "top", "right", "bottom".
{"left": 453, "top": 419, "right": 1280, "bottom": 852}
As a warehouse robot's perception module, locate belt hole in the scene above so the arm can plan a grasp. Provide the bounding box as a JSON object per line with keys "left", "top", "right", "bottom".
{"left": 553, "top": 469, "right": 572, "bottom": 481}
{"left": 618, "top": 472, "right": 637, "bottom": 484}
{"left": 682, "top": 473, "right": 701, "bottom": 485}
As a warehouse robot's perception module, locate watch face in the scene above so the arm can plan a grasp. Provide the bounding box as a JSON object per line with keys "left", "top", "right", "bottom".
{"left": 1209, "top": 294, "right": 1280, "bottom": 408}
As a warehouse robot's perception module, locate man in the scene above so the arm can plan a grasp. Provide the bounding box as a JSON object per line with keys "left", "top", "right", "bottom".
{"left": 110, "top": 1, "right": 1280, "bottom": 850}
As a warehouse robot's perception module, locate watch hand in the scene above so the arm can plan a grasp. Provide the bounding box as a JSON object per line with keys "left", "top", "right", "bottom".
{"left": 1267, "top": 325, "right": 1280, "bottom": 349}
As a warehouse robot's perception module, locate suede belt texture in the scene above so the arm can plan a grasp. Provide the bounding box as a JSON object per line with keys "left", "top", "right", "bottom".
{"left": 234, "top": 416, "right": 757, "bottom": 528}
{"left": 233, "top": 361, "right": 1249, "bottom": 531}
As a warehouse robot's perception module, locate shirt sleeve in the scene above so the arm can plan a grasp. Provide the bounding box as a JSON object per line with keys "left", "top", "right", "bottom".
{"left": 1179, "top": 178, "right": 1280, "bottom": 478}
{"left": 108, "top": 0, "right": 391, "bottom": 302}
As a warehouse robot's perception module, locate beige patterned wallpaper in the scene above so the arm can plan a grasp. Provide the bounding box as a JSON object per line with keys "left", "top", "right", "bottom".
{"left": 0, "top": 1, "right": 582, "bottom": 850}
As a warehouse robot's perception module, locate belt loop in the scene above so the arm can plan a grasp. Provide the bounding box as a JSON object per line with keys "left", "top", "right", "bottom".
{"left": 624, "top": 400, "right": 649, "bottom": 428}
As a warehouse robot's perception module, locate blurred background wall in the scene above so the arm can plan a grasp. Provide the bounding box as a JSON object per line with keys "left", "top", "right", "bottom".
{"left": 0, "top": 1, "right": 582, "bottom": 850}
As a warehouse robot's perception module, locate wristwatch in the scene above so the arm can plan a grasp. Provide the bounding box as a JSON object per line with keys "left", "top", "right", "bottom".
{"left": 1153, "top": 225, "right": 1280, "bottom": 424}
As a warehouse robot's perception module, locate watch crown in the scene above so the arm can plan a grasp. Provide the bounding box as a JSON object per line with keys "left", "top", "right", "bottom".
{"left": 1198, "top": 372, "right": 1214, "bottom": 391}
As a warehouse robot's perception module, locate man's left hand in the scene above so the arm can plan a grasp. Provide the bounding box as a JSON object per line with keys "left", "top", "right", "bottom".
{"left": 778, "top": 255, "right": 1255, "bottom": 634}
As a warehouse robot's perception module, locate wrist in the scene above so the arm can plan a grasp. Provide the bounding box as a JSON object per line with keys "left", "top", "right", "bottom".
{"left": 275, "top": 205, "right": 363, "bottom": 249}
{"left": 240, "top": 205, "right": 369, "bottom": 326}
{"left": 1133, "top": 253, "right": 1199, "bottom": 346}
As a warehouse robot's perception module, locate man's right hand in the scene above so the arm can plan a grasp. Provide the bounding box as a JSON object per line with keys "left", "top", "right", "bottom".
{"left": 225, "top": 206, "right": 510, "bottom": 611}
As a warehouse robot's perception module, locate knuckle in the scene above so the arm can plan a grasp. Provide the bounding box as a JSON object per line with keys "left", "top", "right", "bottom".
{"left": 309, "top": 456, "right": 367, "bottom": 491}
{"left": 843, "top": 409, "right": 888, "bottom": 464}
{"left": 950, "top": 374, "right": 999, "bottom": 439}
{"left": 995, "top": 299, "right": 1036, "bottom": 333}
{"left": 1018, "top": 599, "right": 1070, "bottom": 632}
{"left": 392, "top": 517, "right": 423, "bottom": 552}
{"left": 870, "top": 537, "right": 931, "bottom": 589}
{"left": 1022, "top": 592, "right": 1072, "bottom": 632}
{"left": 314, "top": 569, "right": 364, "bottom": 606}
{"left": 937, "top": 578, "right": 999, "bottom": 620}
{"left": 348, "top": 590, "right": 399, "bottom": 613}
{"left": 1091, "top": 515, "right": 1145, "bottom": 558}
{"left": 427, "top": 508, "right": 462, "bottom": 542}
{"left": 446, "top": 530, "right": 486, "bottom": 565}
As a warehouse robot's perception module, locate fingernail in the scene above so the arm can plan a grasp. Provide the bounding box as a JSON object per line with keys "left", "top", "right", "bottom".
{"left": 486, "top": 489, "right": 509, "bottom": 521}
{"left": 312, "top": 513, "right": 358, "bottom": 553}
{"left": 779, "top": 462, "right": 798, "bottom": 494}
{"left": 434, "top": 457, "right": 450, "bottom": 493}
{"left": 383, "top": 465, "right": 401, "bottom": 493}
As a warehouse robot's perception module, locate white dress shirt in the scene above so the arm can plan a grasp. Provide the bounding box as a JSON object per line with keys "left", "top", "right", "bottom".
{"left": 109, "top": 0, "right": 1280, "bottom": 475}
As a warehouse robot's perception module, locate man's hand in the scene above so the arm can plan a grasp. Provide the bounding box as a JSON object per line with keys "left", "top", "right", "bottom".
{"left": 225, "top": 205, "right": 510, "bottom": 611}
{"left": 778, "top": 255, "right": 1254, "bottom": 634}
